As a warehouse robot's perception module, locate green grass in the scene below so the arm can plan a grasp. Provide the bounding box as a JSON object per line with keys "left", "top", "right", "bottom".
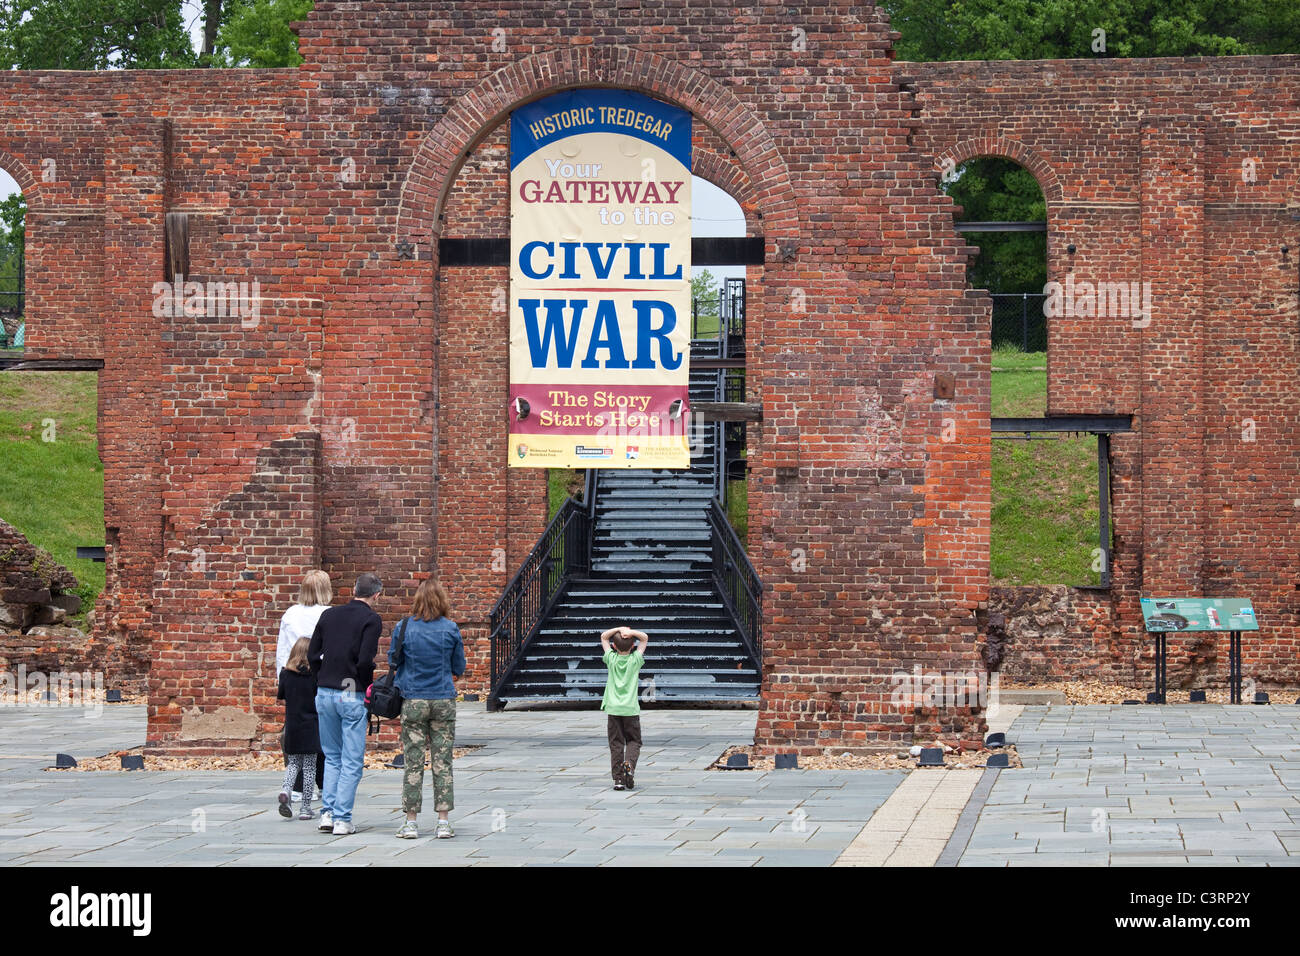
{"left": 547, "top": 468, "right": 583, "bottom": 519}
{"left": 725, "top": 477, "right": 747, "bottom": 542}
{"left": 0, "top": 354, "right": 1096, "bottom": 626}
{"left": 990, "top": 348, "right": 1103, "bottom": 587}
{"left": 0, "top": 372, "right": 104, "bottom": 624}
{"left": 692, "top": 312, "right": 721, "bottom": 338}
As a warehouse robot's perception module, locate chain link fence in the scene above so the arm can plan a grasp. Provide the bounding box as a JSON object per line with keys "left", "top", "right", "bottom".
{"left": 991, "top": 293, "right": 1047, "bottom": 352}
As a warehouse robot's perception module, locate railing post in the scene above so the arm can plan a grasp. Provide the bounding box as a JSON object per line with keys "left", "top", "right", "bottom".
{"left": 1021, "top": 293, "right": 1028, "bottom": 352}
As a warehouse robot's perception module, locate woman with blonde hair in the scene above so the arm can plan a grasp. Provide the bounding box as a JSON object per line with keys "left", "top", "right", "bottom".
{"left": 390, "top": 577, "right": 465, "bottom": 840}
{"left": 277, "top": 570, "right": 333, "bottom": 671}
{"left": 275, "top": 569, "right": 332, "bottom": 803}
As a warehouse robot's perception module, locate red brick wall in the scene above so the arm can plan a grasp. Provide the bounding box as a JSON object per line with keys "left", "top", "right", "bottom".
{"left": 0, "top": 6, "right": 1294, "bottom": 752}
{"left": 912, "top": 56, "right": 1300, "bottom": 694}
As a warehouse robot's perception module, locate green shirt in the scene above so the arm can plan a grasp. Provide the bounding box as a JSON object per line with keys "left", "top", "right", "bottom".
{"left": 601, "top": 649, "right": 644, "bottom": 716}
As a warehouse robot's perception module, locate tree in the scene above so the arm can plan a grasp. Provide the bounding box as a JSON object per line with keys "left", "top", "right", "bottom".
{"left": 691, "top": 269, "right": 721, "bottom": 335}
{"left": 945, "top": 158, "right": 1046, "bottom": 294}
{"left": 0, "top": 0, "right": 315, "bottom": 70}
{"left": 0, "top": 0, "right": 197, "bottom": 69}
{"left": 0, "top": 192, "right": 24, "bottom": 297}
{"left": 883, "top": 0, "right": 1299, "bottom": 62}
{"left": 213, "top": 0, "right": 313, "bottom": 68}
{"left": 883, "top": 0, "right": 1299, "bottom": 294}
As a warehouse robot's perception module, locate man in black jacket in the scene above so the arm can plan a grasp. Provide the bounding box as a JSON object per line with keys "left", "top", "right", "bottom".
{"left": 309, "top": 572, "right": 383, "bottom": 835}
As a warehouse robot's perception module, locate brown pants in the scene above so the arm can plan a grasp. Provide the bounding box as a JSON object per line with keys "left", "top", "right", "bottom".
{"left": 607, "top": 715, "right": 642, "bottom": 781}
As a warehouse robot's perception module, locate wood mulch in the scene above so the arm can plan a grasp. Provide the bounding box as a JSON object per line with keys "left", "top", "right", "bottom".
{"left": 0, "top": 688, "right": 146, "bottom": 706}
{"left": 710, "top": 743, "right": 1021, "bottom": 772}
{"left": 1002, "top": 677, "right": 1299, "bottom": 705}
{"left": 46, "top": 745, "right": 483, "bottom": 772}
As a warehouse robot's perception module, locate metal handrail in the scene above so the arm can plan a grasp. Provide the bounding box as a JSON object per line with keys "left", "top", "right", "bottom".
{"left": 487, "top": 497, "right": 591, "bottom": 709}
{"left": 707, "top": 498, "right": 762, "bottom": 675}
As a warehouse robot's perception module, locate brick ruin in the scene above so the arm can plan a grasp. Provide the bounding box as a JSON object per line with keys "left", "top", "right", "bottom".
{"left": 0, "top": 2, "right": 1295, "bottom": 752}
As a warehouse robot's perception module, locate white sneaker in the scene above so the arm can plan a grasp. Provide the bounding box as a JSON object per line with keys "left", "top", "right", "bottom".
{"left": 396, "top": 820, "right": 419, "bottom": 839}
{"left": 318, "top": 810, "right": 333, "bottom": 832}
{"left": 332, "top": 820, "right": 356, "bottom": 835}
{"left": 291, "top": 790, "right": 303, "bottom": 802}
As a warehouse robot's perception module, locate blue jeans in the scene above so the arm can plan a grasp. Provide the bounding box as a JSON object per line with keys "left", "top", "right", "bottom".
{"left": 316, "top": 687, "right": 368, "bottom": 822}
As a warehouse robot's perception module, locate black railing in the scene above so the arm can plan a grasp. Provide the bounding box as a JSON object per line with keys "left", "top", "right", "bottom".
{"left": 690, "top": 277, "right": 747, "bottom": 344}
{"left": 487, "top": 497, "right": 592, "bottom": 709}
{"left": 707, "top": 498, "right": 762, "bottom": 675}
{"left": 722, "top": 277, "right": 745, "bottom": 340}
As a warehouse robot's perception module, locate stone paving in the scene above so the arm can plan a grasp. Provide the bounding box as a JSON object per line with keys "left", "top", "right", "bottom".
{"left": 958, "top": 705, "right": 1300, "bottom": 867}
{"left": 835, "top": 769, "right": 980, "bottom": 866}
{"left": 0, "top": 703, "right": 902, "bottom": 866}
{"left": 7, "top": 700, "right": 1299, "bottom": 866}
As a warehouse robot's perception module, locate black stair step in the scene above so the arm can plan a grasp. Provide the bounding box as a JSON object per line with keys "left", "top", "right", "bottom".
{"left": 596, "top": 480, "right": 715, "bottom": 488}
{"left": 502, "top": 675, "right": 760, "bottom": 692}
{"left": 512, "top": 659, "right": 756, "bottom": 673}
{"left": 522, "top": 646, "right": 748, "bottom": 658}
{"left": 597, "top": 475, "right": 714, "bottom": 485}
{"left": 536, "top": 633, "right": 742, "bottom": 645}
{"left": 593, "top": 536, "right": 713, "bottom": 548}
{"left": 591, "top": 561, "right": 713, "bottom": 573}
{"left": 566, "top": 576, "right": 713, "bottom": 587}
{"left": 563, "top": 587, "right": 716, "bottom": 599}
{"left": 495, "top": 690, "right": 759, "bottom": 704}
{"left": 593, "top": 520, "right": 711, "bottom": 531}
{"left": 551, "top": 611, "right": 725, "bottom": 622}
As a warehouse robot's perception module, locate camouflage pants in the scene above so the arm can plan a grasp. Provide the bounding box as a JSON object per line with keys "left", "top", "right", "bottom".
{"left": 400, "top": 698, "right": 455, "bottom": 814}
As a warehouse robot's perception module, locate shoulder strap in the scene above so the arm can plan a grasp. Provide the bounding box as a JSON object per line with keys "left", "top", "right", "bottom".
{"left": 388, "top": 617, "right": 409, "bottom": 674}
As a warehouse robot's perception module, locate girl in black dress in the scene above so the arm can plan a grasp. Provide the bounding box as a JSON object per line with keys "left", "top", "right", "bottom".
{"left": 277, "top": 638, "right": 322, "bottom": 820}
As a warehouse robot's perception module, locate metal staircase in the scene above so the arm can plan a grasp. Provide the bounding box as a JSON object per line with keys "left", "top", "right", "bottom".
{"left": 488, "top": 281, "right": 761, "bottom": 709}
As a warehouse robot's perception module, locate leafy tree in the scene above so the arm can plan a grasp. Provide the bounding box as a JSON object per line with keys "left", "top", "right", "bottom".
{"left": 0, "top": 0, "right": 314, "bottom": 70}
{"left": 884, "top": 0, "right": 1299, "bottom": 293}
{"left": 0, "top": 193, "right": 24, "bottom": 299}
{"left": 691, "top": 269, "right": 721, "bottom": 334}
{"left": 0, "top": 0, "right": 197, "bottom": 69}
{"left": 945, "top": 159, "right": 1046, "bottom": 293}
{"left": 214, "top": 0, "right": 312, "bottom": 68}
{"left": 884, "top": 0, "right": 1299, "bottom": 61}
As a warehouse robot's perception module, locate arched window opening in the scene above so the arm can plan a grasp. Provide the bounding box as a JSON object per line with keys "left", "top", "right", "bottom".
{"left": 0, "top": 169, "right": 23, "bottom": 352}
{"left": 950, "top": 157, "right": 1108, "bottom": 588}
{"left": 690, "top": 176, "right": 748, "bottom": 541}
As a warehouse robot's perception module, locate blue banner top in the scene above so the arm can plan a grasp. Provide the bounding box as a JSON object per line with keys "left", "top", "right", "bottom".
{"left": 510, "top": 89, "right": 692, "bottom": 170}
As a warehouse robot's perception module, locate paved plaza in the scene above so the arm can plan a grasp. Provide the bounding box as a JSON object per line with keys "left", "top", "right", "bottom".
{"left": 1, "top": 701, "right": 1298, "bottom": 865}
{"left": 960, "top": 705, "right": 1300, "bottom": 866}
{"left": 0, "top": 704, "right": 900, "bottom": 866}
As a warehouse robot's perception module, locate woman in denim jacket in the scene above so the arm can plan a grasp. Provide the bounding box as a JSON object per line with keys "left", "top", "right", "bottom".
{"left": 391, "top": 578, "right": 466, "bottom": 840}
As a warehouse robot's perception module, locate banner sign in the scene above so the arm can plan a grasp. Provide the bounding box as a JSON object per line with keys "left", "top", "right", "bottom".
{"left": 1140, "top": 597, "right": 1259, "bottom": 632}
{"left": 508, "top": 89, "right": 692, "bottom": 469}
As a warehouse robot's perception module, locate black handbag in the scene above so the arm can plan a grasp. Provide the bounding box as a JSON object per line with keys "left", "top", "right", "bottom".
{"left": 366, "top": 617, "right": 408, "bottom": 721}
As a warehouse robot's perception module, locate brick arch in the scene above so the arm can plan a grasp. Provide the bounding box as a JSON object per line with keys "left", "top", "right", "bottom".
{"left": 936, "top": 136, "right": 1064, "bottom": 206}
{"left": 396, "top": 44, "right": 799, "bottom": 244}
{"left": 690, "top": 145, "right": 759, "bottom": 228}
{"left": 0, "top": 148, "right": 40, "bottom": 206}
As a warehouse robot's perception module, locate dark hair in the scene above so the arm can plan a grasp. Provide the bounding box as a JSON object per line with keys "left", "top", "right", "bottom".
{"left": 354, "top": 572, "right": 383, "bottom": 599}
{"left": 612, "top": 631, "right": 636, "bottom": 653}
